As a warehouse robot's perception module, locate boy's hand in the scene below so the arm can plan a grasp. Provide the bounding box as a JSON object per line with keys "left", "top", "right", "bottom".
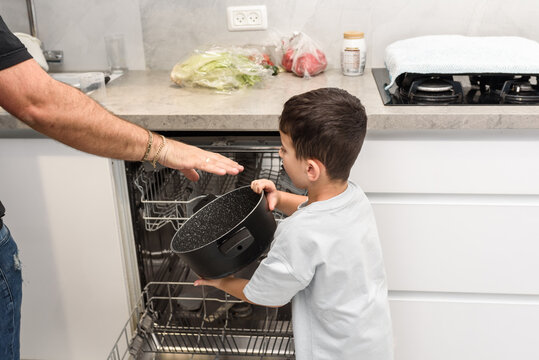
{"left": 194, "top": 278, "right": 222, "bottom": 288}
{"left": 251, "top": 179, "right": 280, "bottom": 211}
{"left": 194, "top": 276, "right": 252, "bottom": 303}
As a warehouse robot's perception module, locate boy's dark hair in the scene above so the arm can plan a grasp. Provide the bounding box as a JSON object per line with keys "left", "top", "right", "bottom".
{"left": 279, "top": 87, "right": 367, "bottom": 181}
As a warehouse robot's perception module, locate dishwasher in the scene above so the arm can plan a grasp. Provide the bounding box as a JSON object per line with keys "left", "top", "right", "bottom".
{"left": 108, "top": 132, "right": 303, "bottom": 360}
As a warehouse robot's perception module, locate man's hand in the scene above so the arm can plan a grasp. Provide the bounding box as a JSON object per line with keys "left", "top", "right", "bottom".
{"left": 162, "top": 140, "right": 244, "bottom": 182}
{"left": 251, "top": 179, "right": 280, "bottom": 211}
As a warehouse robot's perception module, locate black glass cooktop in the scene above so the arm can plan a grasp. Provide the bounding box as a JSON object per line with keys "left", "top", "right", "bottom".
{"left": 372, "top": 68, "right": 539, "bottom": 106}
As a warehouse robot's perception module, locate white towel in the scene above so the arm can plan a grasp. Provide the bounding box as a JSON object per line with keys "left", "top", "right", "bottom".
{"left": 384, "top": 35, "right": 539, "bottom": 89}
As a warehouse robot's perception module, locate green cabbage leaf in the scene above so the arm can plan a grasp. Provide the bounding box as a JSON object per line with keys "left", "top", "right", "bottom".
{"left": 171, "top": 49, "right": 271, "bottom": 92}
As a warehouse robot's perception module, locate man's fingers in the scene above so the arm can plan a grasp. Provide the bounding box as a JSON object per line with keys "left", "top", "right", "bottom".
{"left": 168, "top": 141, "right": 243, "bottom": 177}
{"left": 214, "top": 154, "right": 244, "bottom": 170}
{"left": 205, "top": 152, "right": 244, "bottom": 171}
{"left": 180, "top": 168, "right": 200, "bottom": 182}
{"left": 200, "top": 155, "right": 243, "bottom": 176}
{"left": 202, "top": 161, "right": 236, "bottom": 176}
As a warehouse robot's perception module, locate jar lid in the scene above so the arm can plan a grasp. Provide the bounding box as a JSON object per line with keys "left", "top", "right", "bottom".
{"left": 344, "top": 31, "right": 364, "bottom": 39}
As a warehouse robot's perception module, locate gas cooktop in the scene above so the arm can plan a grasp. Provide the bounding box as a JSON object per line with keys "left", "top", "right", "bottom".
{"left": 372, "top": 68, "right": 539, "bottom": 106}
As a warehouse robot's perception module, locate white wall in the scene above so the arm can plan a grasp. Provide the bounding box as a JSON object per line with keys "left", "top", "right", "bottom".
{"left": 139, "top": 0, "right": 539, "bottom": 70}
{"left": 0, "top": 0, "right": 146, "bottom": 71}
{"left": 3, "top": 0, "right": 539, "bottom": 71}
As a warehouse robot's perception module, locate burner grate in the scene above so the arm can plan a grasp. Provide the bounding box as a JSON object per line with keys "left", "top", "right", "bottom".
{"left": 372, "top": 68, "right": 539, "bottom": 105}
{"left": 499, "top": 79, "right": 539, "bottom": 104}
{"left": 399, "top": 76, "right": 463, "bottom": 104}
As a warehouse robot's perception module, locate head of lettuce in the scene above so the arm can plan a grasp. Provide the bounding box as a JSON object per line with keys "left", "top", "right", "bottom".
{"left": 171, "top": 48, "right": 273, "bottom": 92}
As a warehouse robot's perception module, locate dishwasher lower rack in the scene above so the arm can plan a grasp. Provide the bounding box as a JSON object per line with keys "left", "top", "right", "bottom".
{"left": 108, "top": 282, "right": 295, "bottom": 360}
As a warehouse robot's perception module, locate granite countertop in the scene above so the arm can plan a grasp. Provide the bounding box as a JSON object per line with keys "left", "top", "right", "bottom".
{"left": 2, "top": 68, "right": 539, "bottom": 132}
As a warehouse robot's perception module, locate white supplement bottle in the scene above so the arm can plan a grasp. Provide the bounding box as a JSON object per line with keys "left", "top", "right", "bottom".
{"left": 341, "top": 31, "right": 366, "bottom": 76}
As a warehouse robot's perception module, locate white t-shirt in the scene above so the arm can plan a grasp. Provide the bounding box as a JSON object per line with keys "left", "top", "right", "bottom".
{"left": 244, "top": 181, "right": 393, "bottom": 360}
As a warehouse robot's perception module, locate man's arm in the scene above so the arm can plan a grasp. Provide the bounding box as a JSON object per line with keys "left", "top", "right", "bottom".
{"left": 0, "top": 59, "right": 243, "bottom": 181}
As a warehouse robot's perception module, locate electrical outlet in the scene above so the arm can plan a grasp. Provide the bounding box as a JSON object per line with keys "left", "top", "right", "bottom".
{"left": 227, "top": 5, "right": 267, "bottom": 31}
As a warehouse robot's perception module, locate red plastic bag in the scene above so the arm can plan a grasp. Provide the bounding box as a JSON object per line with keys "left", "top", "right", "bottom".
{"left": 280, "top": 32, "right": 327, "bottom": 78}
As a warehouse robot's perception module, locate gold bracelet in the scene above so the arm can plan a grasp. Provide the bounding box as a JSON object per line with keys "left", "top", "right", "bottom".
{"left": 141, "top": 130, "right": 153, "bottom": 162}
{"left": 152, "top": 135, "right": 167, "bottom": 168}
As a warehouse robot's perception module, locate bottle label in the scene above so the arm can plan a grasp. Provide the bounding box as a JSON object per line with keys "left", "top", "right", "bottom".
{"left": 342, "top": 48, "right": 362, "bottom": 75}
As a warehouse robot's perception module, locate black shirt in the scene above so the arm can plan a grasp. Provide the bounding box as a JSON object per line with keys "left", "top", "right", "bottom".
{"left": 1, "top": 15, "right": 32, "bottom": 217}
{"left": 0, "top": 15, "right": 32, "bottom": 70}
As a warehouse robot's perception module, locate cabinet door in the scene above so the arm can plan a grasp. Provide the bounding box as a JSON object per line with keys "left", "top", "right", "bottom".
{"left": 389, "top": 298, "right": 539, "bottom": 360}
{"left": 0, "top": 139, "right": 129, "bottom": 360}
{"left": 353, "top": 134, "right": 539, "bottom": 194}
{"left": 371, "top": 200, "right": 539, "bottom": 294}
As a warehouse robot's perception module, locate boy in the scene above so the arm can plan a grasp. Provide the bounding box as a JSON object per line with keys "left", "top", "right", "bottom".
{"left": 195, "top": 87, "right": 393, "bottom": 360}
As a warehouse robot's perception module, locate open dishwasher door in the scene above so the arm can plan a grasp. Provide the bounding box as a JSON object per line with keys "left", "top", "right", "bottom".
{"left": 109, "top": 132, "right": 301, "bottom": 359}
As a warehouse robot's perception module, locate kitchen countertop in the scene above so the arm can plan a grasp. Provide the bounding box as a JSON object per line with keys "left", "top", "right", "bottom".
{"left": 2, "top": 68, "right": 539, "bottom": 132}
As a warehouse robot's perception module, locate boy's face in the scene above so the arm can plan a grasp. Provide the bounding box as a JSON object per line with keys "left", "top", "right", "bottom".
{"left": 279, "top": 131, "right": 308, "bottom": 189}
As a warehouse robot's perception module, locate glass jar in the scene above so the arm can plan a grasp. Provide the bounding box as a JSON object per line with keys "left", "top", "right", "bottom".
{"left": 341, "top": 31, "right": 366, "bottom": 76}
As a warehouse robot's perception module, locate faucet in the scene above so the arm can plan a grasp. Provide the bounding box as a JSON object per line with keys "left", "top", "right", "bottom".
{"left": 25, "top": 0, "right": 63, "bottom": 63}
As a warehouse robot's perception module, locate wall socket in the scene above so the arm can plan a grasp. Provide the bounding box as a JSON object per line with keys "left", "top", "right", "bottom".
{"left": 227, "top": 5, "right": 268, "bottom": 31}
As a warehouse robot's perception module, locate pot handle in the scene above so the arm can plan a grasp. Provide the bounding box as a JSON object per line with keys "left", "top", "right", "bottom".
{"left": 218, "top": 227, "right": 254, "bottom": 257}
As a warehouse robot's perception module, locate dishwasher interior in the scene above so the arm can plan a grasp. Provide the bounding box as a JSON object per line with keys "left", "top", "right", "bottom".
{"left": 109, "top": 132, "right": 303, "bottom": 360}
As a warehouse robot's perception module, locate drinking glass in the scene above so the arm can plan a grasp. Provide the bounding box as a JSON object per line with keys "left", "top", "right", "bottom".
{"left": 104, "top": 34, "right": 127, "bottom": 74}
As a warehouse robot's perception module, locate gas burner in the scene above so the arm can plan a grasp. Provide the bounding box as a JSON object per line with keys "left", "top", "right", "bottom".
{"left": 468, "top": 75, "right": 539, "bottom": 104}
{"left": 497, "top": 79, "right": 539, "bottom": 104}
{"left": 398, "top": 75, "right": 463, "bottom": 104}
{"left": 467, "top": 75, "right": 514, "bottom": 104}
{"left": 372, "top": 68, "right": 539, "bottom": 106}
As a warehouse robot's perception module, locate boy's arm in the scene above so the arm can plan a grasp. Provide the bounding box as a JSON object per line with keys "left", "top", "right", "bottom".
{"left": 275, "top": 191, "right": 307, "bottom": 216}
{"left": 194, "top": 277, "right": 253, "bottom": 304}
{"left": 195, "top": 276, "right": 282, "bottom": 308}
{"left": 251, "top": 179, "right": 307, "bottom": 216}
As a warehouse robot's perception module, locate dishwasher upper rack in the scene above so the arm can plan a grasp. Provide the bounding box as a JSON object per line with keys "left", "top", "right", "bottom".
{"left": 134, "top": 145, "right": 303, "bottom": 231}
{"left": 108, "top": 282, "right": 295, "bottom": 360}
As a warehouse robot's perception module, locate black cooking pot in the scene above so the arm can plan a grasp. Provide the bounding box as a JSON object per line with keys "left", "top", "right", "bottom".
{"left": 171, "top": 186, "right": 276, "bottom": 279}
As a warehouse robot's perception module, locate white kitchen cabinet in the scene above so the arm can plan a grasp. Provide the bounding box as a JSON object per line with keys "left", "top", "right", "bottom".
{"left": 389, "top": 299, "right": 539, "bottom": 360}
{"left": 349, "top": 130, "right": 539, "bottom": 360}
{"left": 353, "top": 131, "right": 539, "bottom": 195}
{"left": 0, "top": 138, "right": 130, "bottom": 360}
{"left": 372, "top": 201, "right": 539, "bottom": 294}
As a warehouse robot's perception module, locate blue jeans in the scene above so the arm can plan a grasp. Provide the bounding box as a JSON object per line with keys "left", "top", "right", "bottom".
{"left": 0, "top": 224, "right": 21, "bottom": 360}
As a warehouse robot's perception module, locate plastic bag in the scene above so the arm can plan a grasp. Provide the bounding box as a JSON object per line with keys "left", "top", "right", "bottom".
{"left": 280, "top": 32, "right": 327, "bottom": 78}
{"left": 243, "top": 44, "right": 280, "bottom": 76}
{"left": 170, "top": 46, "right": 274, "bottom": 92}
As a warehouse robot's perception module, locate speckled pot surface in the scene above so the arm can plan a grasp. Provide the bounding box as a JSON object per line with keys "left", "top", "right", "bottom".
{"left": 171, "top": 186, "right": 276, "bottom": 279}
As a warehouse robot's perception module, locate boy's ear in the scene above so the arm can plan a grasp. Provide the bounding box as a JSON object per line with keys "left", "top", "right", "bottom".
{"left": 305, "top": 159, "right": 324, "bottom": 182}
